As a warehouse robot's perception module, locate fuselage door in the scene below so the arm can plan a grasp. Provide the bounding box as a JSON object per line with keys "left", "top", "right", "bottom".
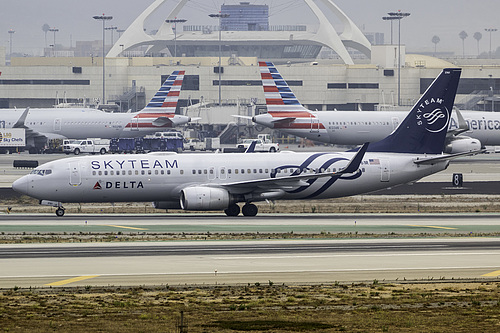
{"left": 391, "top": 117, "right": 400, "bottom": 131}
{"left": 310, "top": 116, "right": 320, "bottom": 133}
{"left": 380, "top": 160, "right": 390, "bottom": 182}
{"left": 129, "top": 115, "right": 140, "bottom": 131}
{"left": 69, "top": 161, "right": 81, "bottom": 186}
{"left": 54, "top": 118, "right": 62, "bottom": 132}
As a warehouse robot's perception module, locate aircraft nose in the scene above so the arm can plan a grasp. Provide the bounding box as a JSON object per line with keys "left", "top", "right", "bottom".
{"left": 12, "top": 175, "right": 29, "bottom": 196}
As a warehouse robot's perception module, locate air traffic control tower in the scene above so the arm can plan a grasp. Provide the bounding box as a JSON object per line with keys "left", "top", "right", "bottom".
{"left": 107, "top": 0, "right": 371, "bottom": 64}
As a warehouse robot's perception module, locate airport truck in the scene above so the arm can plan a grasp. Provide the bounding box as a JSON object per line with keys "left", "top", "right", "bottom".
{"left": 0, "top": 128, "right": 26, "bottom": 154}
{"left": 236, "top": 134, "right": 279, "bottom": 152}
{"left": 63, "top": 138, "right": 110, "bottom": 155}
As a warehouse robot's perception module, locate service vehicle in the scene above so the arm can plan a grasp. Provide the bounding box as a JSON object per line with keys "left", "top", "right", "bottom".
{"left": 237, "top": 134, "right": 279, "bottom": 152}
{"left": 63, "top": 138, "right": 110, "bottom": 155}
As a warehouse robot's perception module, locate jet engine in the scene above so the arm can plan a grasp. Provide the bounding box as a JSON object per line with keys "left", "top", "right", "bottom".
{"left": 152, "top": 201, "right": 182, "bottom": 210}
{"left": 444, "top": 136, "right": 481, "bottom": 154}
{"left": 180, "top": 186, "right": 231, "bottom": 210}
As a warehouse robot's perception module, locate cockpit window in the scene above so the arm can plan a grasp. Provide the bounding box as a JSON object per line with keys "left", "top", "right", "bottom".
{"left": 30, "top": 169, "right": 52, "bottom": 176}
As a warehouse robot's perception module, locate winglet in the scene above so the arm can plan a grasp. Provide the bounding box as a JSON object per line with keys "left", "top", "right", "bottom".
{"left": 448, "top": 108, "right": 469, "bottom": 137}
{"left": 340, "top": 142, "right": 369, "bottom": 174}
{"left": 13, "top": 107, "right": 30, "bottom": 128}
{"left": 245, "top": 140, "right": 257, "bottom": 153}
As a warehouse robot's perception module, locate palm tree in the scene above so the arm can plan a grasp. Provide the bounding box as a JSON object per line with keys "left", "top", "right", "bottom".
{"left": 473, "top": 32, "right": 483, "bottom": 56}
{"left": 432, "top": 35, "right": 440, "bottom": 55}
{"left": 42, "top": 23, "right": 50, "bottom": 48}
{"left": 459, "top": 30, "right": 468, "bottom": 58}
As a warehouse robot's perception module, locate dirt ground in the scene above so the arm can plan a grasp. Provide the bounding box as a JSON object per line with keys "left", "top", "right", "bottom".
{"left": 1, "top": 281, "right": 500, "bottom": 332}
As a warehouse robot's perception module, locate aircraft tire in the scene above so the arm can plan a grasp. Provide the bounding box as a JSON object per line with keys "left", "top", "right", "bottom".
{"left": 55, "top": 208, "right": 65, "bottom": 217}
{"left": 242, "top": 203, "right": 258, "bottom": 217}
{"left": 224, "top": 204, "right": 240, "bottom": 217}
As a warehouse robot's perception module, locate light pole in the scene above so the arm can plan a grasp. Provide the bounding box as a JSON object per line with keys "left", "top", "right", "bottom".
{"left": 165, "top": 18, "right": 187, "bottom": 58}
{"left": 8, "top": 29, "right": 14, "bottom": 59}
{"left": 485, "top": 28, "right": 497, "bottom": 59}
{"left": 382, "top": 16, "right": 398, "bottom": 45}
{"left": 387, "top": 11, "right": 410, "bottom": 106}
{"left": 93, "top": 14, "right": 113, "bottom": 104}
{"left": 48, "top": 28, "right": 59, "bottom": 51}
{"left": 209, "top": 13, "right": 230, "bottom": 106}
{"left": 105, "top": 26, "right": 117, "bottom": 46}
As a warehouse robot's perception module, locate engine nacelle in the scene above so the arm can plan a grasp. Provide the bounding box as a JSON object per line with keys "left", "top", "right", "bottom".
{"left": 152, "top": 201, "right": 182, "bottom": 210}
{"left": 444, "top": 136, "right": 481, "bottom": 154}
{"left": 180, "top": 186, "right": 231, "bottom": 211}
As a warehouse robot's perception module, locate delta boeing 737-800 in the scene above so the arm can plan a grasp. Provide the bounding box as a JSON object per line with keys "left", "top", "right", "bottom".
{"left": 0, "top": 71, "right": 190, "bottom": 153}
{"left": 251, "top": 62, "right": 500, "bottom": 153}
{"left": 13, "top": 67, "right": 479, "bottom": 217}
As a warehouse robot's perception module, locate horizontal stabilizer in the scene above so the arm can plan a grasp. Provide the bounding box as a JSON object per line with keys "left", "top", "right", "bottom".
{"left": 152, "top": 117, "right": 173, "bottom": 127}
{"left": 413, "top": 149, "right": 485, "bottom": 165}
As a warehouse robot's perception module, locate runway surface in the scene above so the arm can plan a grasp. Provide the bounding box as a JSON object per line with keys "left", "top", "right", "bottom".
{"left": 2, "top": 213, "right": 500, "bottom": 234}
{"left": 1, "top": 214, "right": 500, "bottom": 288}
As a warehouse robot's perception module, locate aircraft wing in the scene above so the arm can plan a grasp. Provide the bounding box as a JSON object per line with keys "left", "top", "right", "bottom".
{"left": 11, "top": 107, "right": 62, "bottom": 141}
{"left": 219, "top": 143, "right": 368, "bottom": 190}
{"left": 413, "top": 148, "right": 485, "bottom": 165}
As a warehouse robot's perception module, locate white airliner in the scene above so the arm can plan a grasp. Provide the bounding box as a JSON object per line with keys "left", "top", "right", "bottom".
{"left": 251, "top": 61, "right": 500, "bottom": 153}
{"left": 0, "top": 71, "right": 189, "bottom": 153}
{"left": 13, "top": 68, "right": 478, "bottom": 217}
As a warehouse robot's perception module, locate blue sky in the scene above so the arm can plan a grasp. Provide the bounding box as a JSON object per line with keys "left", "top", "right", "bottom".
{"left": 1, "top": 0, "right": 498, "bottom": 56}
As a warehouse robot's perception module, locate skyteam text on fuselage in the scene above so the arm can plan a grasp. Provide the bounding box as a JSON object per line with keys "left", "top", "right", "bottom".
{"left": 0, "top": 71, "right": 189, "bottom": 153}
{"left": 252, "top": 62, "right": 498, "bottom": 153}
{"left": 13, "top": 67, "right": 480, "bottom": 217}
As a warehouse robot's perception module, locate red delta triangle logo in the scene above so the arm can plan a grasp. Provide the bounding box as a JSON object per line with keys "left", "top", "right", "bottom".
{"left": 93, "top": 182, "right": 102, "bottom": 190}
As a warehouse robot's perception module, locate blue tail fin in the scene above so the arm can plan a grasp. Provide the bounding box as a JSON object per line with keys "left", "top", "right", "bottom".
{"left": 368, "top": 68, "right": 462, "bottom": 154}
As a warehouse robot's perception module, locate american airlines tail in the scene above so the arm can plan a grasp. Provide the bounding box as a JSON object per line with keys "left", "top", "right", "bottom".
{"left": 125, "top": 70, "right": 189, "bottom": 131}
{"left": 368, "top": 68, "right": 462, "bottom": 154}
{"left": 256, "top": 62, "right": 326, "bottom": 133}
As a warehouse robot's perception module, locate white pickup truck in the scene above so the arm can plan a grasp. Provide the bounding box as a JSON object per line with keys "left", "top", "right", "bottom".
{"left": 63, "top": 138, "right": 110, "bottom": 155}
{"left": 237, "top": 134, "right": 279, "bottom": 152}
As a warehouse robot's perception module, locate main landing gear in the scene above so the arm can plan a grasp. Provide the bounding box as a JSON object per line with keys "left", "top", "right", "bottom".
{"left": 224, "top": 203, "right": 258, "bottom": 217}
{"left": 55, "top": 207, "right": 65, "bottom": 217}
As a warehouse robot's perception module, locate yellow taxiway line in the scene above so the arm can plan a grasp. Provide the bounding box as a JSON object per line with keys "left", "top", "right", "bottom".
{"left": 45, "top": 275, "right": 100, "bottom": 286}
{"left": 105, "top": 225, "right": 148, "bottom": 230}
{"left": 482, "top": 270, "right": 500, "bottom": 277}
{"left": 407, "top": 225, "right": 457, "bottom": 230}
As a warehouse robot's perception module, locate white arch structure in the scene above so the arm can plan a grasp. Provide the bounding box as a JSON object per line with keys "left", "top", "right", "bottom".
{"left": 107, "top": 0, "right": 371, "bottom": 64}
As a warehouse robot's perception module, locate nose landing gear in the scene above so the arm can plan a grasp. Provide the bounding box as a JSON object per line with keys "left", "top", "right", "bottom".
{"left": 39, "top": 200, "right": 65, "bottom": 217}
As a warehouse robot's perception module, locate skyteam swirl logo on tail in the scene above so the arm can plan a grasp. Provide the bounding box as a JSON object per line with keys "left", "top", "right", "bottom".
{"left": 416, "top": 97, "right": 450, "bottom": 133}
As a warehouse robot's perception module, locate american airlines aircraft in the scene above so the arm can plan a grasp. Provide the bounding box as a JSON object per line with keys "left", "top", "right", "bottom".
{"left": 0, "top": 71, "right": 189, "bottom": 153}
{"left": 13, "top": 68, "right": 477, "bottom": 217}
{"left": 251, "top": 62, "right": 500, "bottom": 153}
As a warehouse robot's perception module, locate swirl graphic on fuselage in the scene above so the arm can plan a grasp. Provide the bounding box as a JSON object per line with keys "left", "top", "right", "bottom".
{"left": 271, "top": 153, "right": 363, "bottom": 198}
